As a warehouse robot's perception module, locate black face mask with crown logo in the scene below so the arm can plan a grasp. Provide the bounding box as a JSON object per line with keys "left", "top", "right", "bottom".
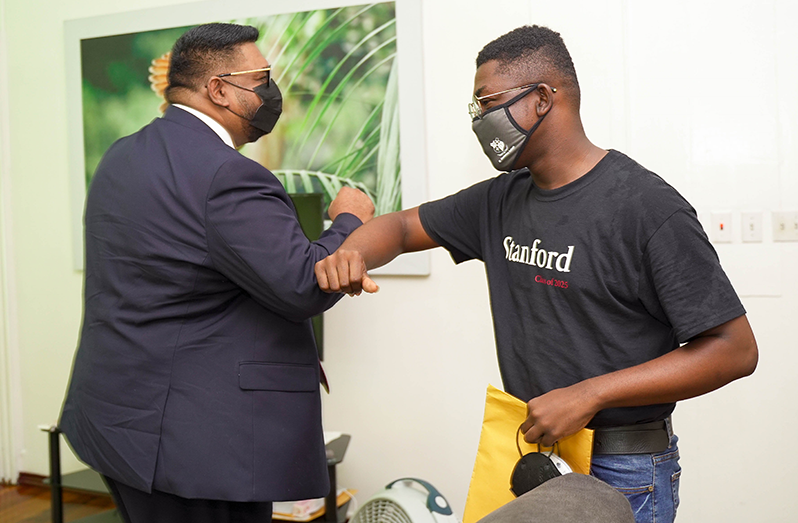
{"left": 471, "top": 84, "right": 548, "bottom": 172}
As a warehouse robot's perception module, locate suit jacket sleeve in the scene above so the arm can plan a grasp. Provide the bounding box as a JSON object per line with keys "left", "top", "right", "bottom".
{"left": 205, "top": 156, "right": 362, "bottom": 322}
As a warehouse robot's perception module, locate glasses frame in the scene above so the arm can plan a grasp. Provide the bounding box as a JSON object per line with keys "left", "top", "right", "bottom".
{"left": 468, "top": 82, "right": 555, "bottom": 120}
{"left": 216, "top": 66, "right": 271, "bottom": 86}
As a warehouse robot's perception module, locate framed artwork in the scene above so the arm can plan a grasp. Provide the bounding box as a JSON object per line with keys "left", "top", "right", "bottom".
{"left": 65, "top": 0, "right": 429, "bottom": 275}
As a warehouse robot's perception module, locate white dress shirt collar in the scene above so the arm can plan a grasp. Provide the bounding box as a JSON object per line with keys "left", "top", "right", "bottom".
{"left": 171, "top": 104, "right": 236, "bottom": 149}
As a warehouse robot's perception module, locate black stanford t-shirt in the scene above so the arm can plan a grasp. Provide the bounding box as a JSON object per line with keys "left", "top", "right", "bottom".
{"left": 419, "top": 150, "right": 745, "bottom": 427}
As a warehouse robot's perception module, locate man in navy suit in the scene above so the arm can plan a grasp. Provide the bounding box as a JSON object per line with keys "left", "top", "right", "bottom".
{"left": 59, "top": 23, "right": 374, "bottom": 522}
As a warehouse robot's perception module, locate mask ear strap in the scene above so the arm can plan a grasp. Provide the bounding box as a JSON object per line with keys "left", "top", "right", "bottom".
{"left": 505, "top": 83, "right": 540, "bottom": 106}
{"left": 508, "top": 109, "right": 549, "bottom": 170}
{"left": 480, "top": 84, "right": 539, "bottom": 120}
{"left": 219, "top": 78, "right": 256, "bottom": 94}
{"left": 223, "top": 105, "right": 250, "bottom": 123}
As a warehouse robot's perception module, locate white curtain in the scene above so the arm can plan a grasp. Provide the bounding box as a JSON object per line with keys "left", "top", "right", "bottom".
{"left": 0, "top": 0, "right": 22, "bottom": 483}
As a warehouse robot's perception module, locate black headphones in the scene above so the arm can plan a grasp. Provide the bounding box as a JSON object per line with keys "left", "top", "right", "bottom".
{"left": 510, "top": 425, "right": 571, "bottom": 497}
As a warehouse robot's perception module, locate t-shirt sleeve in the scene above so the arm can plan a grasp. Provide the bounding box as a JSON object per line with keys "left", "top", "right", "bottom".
{"left": 418, "top": 179, "right": 492, "bottom": 264}
{"left": 639, "top": 208, "right": 746, "bottom": 342}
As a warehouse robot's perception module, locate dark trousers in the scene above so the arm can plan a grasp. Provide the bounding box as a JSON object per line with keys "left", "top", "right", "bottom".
{"left": 103, "top": 476, "right": 273, "bottom": 523}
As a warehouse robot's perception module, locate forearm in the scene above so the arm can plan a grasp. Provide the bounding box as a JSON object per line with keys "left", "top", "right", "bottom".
{"left": 584, "top": 315, "right": 758, "bottom": 411}
{"left": 522, "top": 315, "right": 758, "bottom": 445}
{"left": 338, "top": 212, "right": 409, "bottom": 270}
{"left": 337, "top": 207, "right": 438, "bottom": 269}
{"left": 315, "top": 207, "right": 438, "bottom": 294}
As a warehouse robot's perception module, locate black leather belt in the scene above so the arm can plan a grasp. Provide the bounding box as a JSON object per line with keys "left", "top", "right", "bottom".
{"left": 592, "top": 417, "right": 673, "bottom": 455}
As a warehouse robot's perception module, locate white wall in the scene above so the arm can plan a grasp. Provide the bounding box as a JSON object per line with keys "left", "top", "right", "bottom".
{"left": 2, "top": 0, "right": 795, "bottom": 522}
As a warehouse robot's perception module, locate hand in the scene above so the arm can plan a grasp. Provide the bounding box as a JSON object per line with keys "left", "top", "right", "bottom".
{"left": 315, "top": 249, "right": 379, "bottom": 296}
{"left": 328, "top": 187, "right": 374, "bottom": 224}
{"left": 520, "top": 382, "right": 599, "bottom": 448}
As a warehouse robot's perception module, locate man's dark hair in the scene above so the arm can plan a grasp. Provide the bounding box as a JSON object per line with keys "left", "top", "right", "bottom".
{"left": 165, "top": 23, "right": 259, "bottom": 102}
{"left": 477, "top": 25, "right": 580, "bottom": 108}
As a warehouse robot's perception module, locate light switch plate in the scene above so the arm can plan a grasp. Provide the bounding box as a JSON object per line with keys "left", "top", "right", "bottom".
{"left": 741, "top": 212, "right": 763, "bottom": 243}
{"left": 773, "top": 211, "right": 798, "bottom": 242}
{"left": 710, "top": 212, "right": 733, "bottom": 243}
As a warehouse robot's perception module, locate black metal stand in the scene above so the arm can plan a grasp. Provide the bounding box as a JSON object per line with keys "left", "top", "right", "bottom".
{"left": 324, "top": 460, "right": 337, "bottom": 522}
{"left": 323, "top": 434, "right": 351, "bottom": 523}
{"left": 42, "top": 425, "right": 118, "bottom": 523}
{"left": 47, "top": 426, "right": 63, "bottom": 523}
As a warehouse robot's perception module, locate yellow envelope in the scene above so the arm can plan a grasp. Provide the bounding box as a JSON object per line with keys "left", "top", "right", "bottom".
{"left": 462, "top": 385, "right": 595, "bottom": 523}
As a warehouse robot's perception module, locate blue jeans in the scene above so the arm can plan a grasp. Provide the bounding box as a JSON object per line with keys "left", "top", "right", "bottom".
{"left": 590, "top": 435, "right": 681, "bottom": 523}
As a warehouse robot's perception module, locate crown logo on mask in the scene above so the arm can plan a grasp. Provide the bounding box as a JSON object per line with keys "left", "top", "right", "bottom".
{"left": 490, "top": 138, "right": 508, "bottom": 155}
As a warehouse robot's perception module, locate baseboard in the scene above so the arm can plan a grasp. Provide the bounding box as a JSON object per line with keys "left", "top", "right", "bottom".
{"left": 17, "top": 471, "right": 47, "bottom": 487}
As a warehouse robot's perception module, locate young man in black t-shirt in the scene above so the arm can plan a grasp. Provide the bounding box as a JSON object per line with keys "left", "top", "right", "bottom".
{"left": 314, "top": 25, "right": 757, "bottom": 523}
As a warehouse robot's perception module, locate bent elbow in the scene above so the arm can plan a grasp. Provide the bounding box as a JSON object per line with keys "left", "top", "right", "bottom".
{"left": 739, "top": 338, "right": 758, "bottom": 378}
{"left": 724, "top": 314, "right": 758, "bottom": 381}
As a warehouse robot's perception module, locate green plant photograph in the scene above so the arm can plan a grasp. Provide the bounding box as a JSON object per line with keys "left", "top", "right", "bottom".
{"left": 80, "top": 2, "right": 400, "bottom": 215}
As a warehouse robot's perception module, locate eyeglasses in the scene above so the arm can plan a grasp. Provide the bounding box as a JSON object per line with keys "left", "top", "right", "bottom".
{"left": 467, "top": 83, "right": 555, "bottom": 119}
{"left": 217, "top": 66, "right": 271, "bottom": 86}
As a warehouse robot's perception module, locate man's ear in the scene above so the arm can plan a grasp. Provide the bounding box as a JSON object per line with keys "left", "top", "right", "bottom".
{"left": 206, "top": 77, "right": 231, "bottom": 107}
{"left": 535, "top": 84, "right": 555, "bottom": 117}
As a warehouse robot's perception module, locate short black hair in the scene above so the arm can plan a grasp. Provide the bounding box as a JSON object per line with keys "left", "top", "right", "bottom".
{"left": 165, "top": 23, "right": 259, "bottom": 102}
{"left": 477, "top": 25, "right": 580, "bottom": 107}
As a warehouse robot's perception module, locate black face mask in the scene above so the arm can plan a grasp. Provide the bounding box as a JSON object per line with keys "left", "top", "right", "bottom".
{"left": 223, "top": 79, "right": 283, "bottom": 137}
{"left": 472, "top": 84, "right": 547, "bottom": 171}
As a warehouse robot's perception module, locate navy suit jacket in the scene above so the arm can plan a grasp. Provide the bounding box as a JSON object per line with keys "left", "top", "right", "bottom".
{"left": 60, "top": 106, "right": 362, "bottom": 502}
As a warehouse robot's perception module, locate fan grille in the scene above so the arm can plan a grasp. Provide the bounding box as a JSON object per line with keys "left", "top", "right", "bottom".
{"left": 352, "top": 498, "right": 414, "bottom": 523}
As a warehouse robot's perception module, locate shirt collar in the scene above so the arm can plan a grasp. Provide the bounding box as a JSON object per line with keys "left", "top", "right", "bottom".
{"left": 171, "top": 104, "right": 235, "bottom": 149}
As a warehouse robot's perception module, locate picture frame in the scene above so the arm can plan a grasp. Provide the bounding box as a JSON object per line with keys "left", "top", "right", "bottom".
{"left": 65, "top": 0, "right": 429, "bottom": 275}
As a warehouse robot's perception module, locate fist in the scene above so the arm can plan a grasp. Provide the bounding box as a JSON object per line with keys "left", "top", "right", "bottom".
{"left": 315, "top": 249, "right": 380, "bottom": 295}
{"left": 328, "top": 187, "right": 374, "bottom": 224}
